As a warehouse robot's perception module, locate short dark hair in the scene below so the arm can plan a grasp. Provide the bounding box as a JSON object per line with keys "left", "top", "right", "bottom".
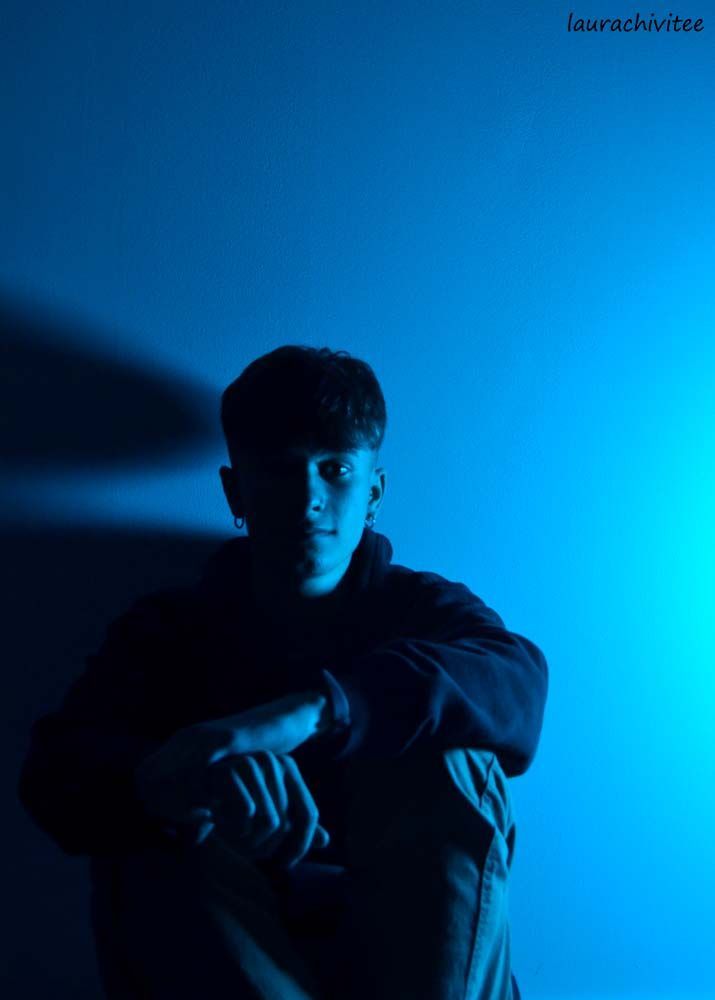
{"left": 221, "top": 345, "right": 387, "bottom": 462}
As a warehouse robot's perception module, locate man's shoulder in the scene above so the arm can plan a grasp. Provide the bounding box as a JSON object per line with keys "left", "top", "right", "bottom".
{"left": 378, "top": 561, "right": 504, "bottom": 635}
{"left": 379, "top": 562, "right": 482, "bottom": 624}
{"left": 385, "top": 562, "right": 475, "bottom": 602}
{"left": 108, "top": 583, "right": 205, "bottom": 636}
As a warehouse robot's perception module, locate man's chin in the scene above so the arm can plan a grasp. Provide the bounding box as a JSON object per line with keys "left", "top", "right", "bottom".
{"left": 255, "top": 534, "right": 354, "bottom": 584}
{"left": 285, "top": 550, "right": 348, "bottom": 590}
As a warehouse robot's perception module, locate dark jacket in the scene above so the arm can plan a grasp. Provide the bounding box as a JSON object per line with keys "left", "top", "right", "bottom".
{"left": 18, "top": 528, "right": 548, "bottom": 858}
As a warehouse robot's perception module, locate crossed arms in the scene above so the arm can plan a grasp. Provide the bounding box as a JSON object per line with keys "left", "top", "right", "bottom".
{"left": 18, "top": 574, "right": 548, "bottom": 859}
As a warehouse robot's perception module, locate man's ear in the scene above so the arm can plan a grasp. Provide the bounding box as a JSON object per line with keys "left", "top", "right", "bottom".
{"left": 219, "top": 465, "right": 244, "bottom": 519}
{"left": 368, "top": 466, "right": 387, "bottom": 516}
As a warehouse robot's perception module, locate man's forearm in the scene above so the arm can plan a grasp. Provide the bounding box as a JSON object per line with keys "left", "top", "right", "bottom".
{"left": 217, "top": 689, "right": 335, "bottom": 757}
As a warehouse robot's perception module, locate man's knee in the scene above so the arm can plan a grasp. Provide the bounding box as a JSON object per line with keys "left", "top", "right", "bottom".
{"left": 441, "top": 748, "right": 517, "bottom": 867}
{"left": 343, "top": 747, "right": 516, "bottom": 869}
{"left": 441, "top": 749, "right": 515, "bottom": 840}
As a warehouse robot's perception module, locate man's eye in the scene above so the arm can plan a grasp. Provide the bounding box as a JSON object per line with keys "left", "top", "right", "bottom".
{"left": 323, "top": 462, "right": 350, "bottom": 478}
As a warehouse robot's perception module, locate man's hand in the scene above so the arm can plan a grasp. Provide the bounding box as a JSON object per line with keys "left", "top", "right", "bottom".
{"left": 134, "top": 690, "right": 331, "bottom": 843}
{"left": 207, "top": 751, "right": 330, "bottom": 868}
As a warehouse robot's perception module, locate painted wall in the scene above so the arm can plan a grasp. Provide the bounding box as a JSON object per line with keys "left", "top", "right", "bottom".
{"left": 3, "top": 3, "right": 713, "bottom": 997}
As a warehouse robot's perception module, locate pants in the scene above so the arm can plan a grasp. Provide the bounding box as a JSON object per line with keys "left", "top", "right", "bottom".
{"left": 90, "top": 747, "right": 520, "bottom": 1000}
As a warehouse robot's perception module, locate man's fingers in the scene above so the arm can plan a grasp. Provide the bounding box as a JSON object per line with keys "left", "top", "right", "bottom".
{"left": 242, "top": 755, "right": 282, "bottom": 845}
{"left": 312, "top": 825, "right": 330, "bottom": 848}
{"left": 220, "top": 755, "right": 282, "bottom": 849}
{"left": 207, "top": 752, "right": 328, "bottom": 866}
{"left": 272, "top": 755, "right": 323, "bottom": 868}
{"left": 209, "top": 762, "right": 255, "bottom": 840}
{"left": 255, "top": 751, "right": 290, "bottom": 818}
{"left": 242, "top": 752, "right": 291, "bottom": 852}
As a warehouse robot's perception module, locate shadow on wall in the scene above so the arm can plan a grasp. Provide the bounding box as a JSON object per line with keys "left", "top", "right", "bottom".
{"left": 2, "top": 296, "right": 228, "bottom": 998}
{"left": 0, "top": 293, "right": 219, "bottom": 471}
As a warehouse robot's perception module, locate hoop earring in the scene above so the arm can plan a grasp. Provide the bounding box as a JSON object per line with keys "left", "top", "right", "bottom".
{"left": 365, "top": 511, "right": 376, "bottom": 529}
{"left": 233, "top": 516, "right": 245, "bottom": 530}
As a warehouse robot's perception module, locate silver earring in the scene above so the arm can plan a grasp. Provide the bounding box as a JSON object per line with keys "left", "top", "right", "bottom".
{"left": 233, "top": 516, "right": 245, "bottom": 530}
{"left": 365, "top": 511, "right": 376, "bottom": 529}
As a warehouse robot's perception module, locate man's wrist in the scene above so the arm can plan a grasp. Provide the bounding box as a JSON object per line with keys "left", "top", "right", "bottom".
{"left": 305, "top": 689, "right": 334, "bottom": 738}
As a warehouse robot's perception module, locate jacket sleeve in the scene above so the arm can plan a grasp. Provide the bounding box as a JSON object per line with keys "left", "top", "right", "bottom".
{"left": 17, "top": 591, "right": 193, "bottom": 858}
{"left": 315, "top": 574, "right": 549, "bottom": 776}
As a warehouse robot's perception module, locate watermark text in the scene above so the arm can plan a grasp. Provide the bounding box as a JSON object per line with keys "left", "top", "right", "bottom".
{"left": 567, "top": 12, "right": 704, "bottom": 31}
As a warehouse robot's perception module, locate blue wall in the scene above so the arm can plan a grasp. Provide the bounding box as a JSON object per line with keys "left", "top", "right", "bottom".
{"left": 3, "top": 3, "right": 713, "bottom": 997}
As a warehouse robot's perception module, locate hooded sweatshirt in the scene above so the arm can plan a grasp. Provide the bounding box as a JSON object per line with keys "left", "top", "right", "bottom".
{"left": 18, "top": 528, "right": 548, "bottom": 858}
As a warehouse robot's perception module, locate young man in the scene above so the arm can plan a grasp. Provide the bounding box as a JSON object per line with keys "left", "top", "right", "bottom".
{"left": 18, "top": 346, "right": 548, "bottom": 1000}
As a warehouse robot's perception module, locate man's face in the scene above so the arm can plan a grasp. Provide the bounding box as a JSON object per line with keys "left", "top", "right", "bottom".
{"left": 220, "top": 440, "right": 385, "bottom": 597}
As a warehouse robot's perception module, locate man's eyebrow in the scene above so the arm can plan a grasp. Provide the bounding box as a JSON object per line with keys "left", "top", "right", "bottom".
{"left": 297, "top": 446, "right": 362, "bottom": 457}
{"left": 265, "top": 447, "right": 359, "bottom": 461}
{"left": 322, "top": 451, "right": 367, "bottom": 464}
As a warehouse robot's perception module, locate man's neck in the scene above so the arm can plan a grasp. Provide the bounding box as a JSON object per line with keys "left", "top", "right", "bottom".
{"left": 249, "top": 556, "right": 352, "bottom": 633}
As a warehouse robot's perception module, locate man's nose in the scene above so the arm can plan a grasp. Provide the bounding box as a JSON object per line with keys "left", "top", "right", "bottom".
{"left": 293, "top": 465, "right": 326, "bottom": 513}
